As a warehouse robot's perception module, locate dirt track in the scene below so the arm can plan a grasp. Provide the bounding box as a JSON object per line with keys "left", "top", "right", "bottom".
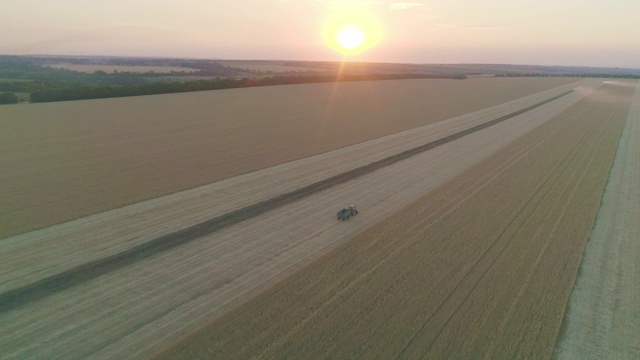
{"left": 158, "top": 80, "right": 635, "bottom": 360}
{"left": 0, "top": 80, "right": 600, "bottom": 359}
{"left": 555, "top": 80, "right": 640, "bottom": 359}
{"left": 0, "top": 77, "right": 578, "bottom": 238}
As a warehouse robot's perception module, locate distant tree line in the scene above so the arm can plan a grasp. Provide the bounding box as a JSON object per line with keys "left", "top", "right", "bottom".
{"left": 0, "top": 92, "right": 19, "bottom": 104}
{"left": 29, "top": 78, "right": 238, "bottom": 102}
{"left": 29, "top": 73, "right": 467, "bottom": 103}
{"left": 1, "top": 55, "right": 467, "bottom": 104}
{"left": 0, "top": 55, "right": 260, "bottom": 82}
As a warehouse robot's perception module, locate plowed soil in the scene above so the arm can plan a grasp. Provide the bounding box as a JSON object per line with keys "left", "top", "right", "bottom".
{"left": 157, "top": 81, "right": 635, "bottom": 359}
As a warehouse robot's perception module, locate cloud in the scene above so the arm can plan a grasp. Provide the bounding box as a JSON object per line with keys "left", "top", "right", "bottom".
{"left": 389, "top": 2, "right": 424, "bottom": 10}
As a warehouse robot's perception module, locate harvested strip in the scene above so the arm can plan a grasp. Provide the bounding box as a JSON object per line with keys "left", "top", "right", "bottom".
{"left": 0, "top": 91, "right": 573, "bottom": 315}
{"left": 156, "top": 81, "right": 634, "bottom": 359}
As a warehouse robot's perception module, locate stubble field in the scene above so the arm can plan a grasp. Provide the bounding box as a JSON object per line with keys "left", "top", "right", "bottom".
{"left": 0, "top": 77, "right": 578, "bottom": 238}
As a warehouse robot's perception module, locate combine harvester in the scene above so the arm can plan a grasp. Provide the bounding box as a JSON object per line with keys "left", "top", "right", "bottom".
{"left": 336, "top": 205, "right": 359, "bottom": 221}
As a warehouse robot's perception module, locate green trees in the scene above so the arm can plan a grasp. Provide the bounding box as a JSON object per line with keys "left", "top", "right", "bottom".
{"left": 2, "top": 56, "right": 468, "bottom": 104}
{"left": 0, "top": 92, "right": 19, "bottom": 104}
{"left": 27, "top": 74, "right": 468, "bottom": 103}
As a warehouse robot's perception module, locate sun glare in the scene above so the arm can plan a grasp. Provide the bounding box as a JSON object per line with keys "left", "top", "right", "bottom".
{"left": 338, "top": 27, "right": 365, "bottom": 50}
{"left": 323, "top": 7, "right": 382, "bottom": 56}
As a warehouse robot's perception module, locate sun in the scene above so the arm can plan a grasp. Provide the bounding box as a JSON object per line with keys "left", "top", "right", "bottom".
{"left": 337, "top": 26, "right": 365, "bottom": 50}
{"left": 322, "top": 8, "right": 382, "bottom": 56}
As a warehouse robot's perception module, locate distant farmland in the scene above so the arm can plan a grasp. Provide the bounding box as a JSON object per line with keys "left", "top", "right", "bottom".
{"left": 46, "top": 64, "right": 199, "bottom": 73}
{"left": 0, "top": 77, "right": 578, "bottom": 238}
{"left": 219, "top": 61, "right": 324, "bottom": 73}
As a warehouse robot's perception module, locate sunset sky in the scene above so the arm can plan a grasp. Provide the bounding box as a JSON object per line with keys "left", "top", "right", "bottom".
{"left": 2, "top": 0, "right": 639, "bottom": 68}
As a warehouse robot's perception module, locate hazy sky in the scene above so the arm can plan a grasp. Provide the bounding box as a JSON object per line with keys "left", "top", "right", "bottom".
{"left": 2, "top": 0, "right": 639, "bottom": 68}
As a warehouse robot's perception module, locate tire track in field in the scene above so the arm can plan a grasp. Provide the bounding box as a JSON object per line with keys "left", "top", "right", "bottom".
{"left": 407, "top": 92, "right": 628, "bottom": 359}
{"left": 0, "top": 91, "right": 572, "bottom": 315}
{"left": 395, "top": 104, "right": 598, "bottom": 358}
{"left": 464, "top": 109, "right": 616, "bottom": 359}
{"left": 554, "top": 80, "right": 640, "bottom": 359}
{"left": 481, "top": 109, "right": 618, "bottom": 358}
